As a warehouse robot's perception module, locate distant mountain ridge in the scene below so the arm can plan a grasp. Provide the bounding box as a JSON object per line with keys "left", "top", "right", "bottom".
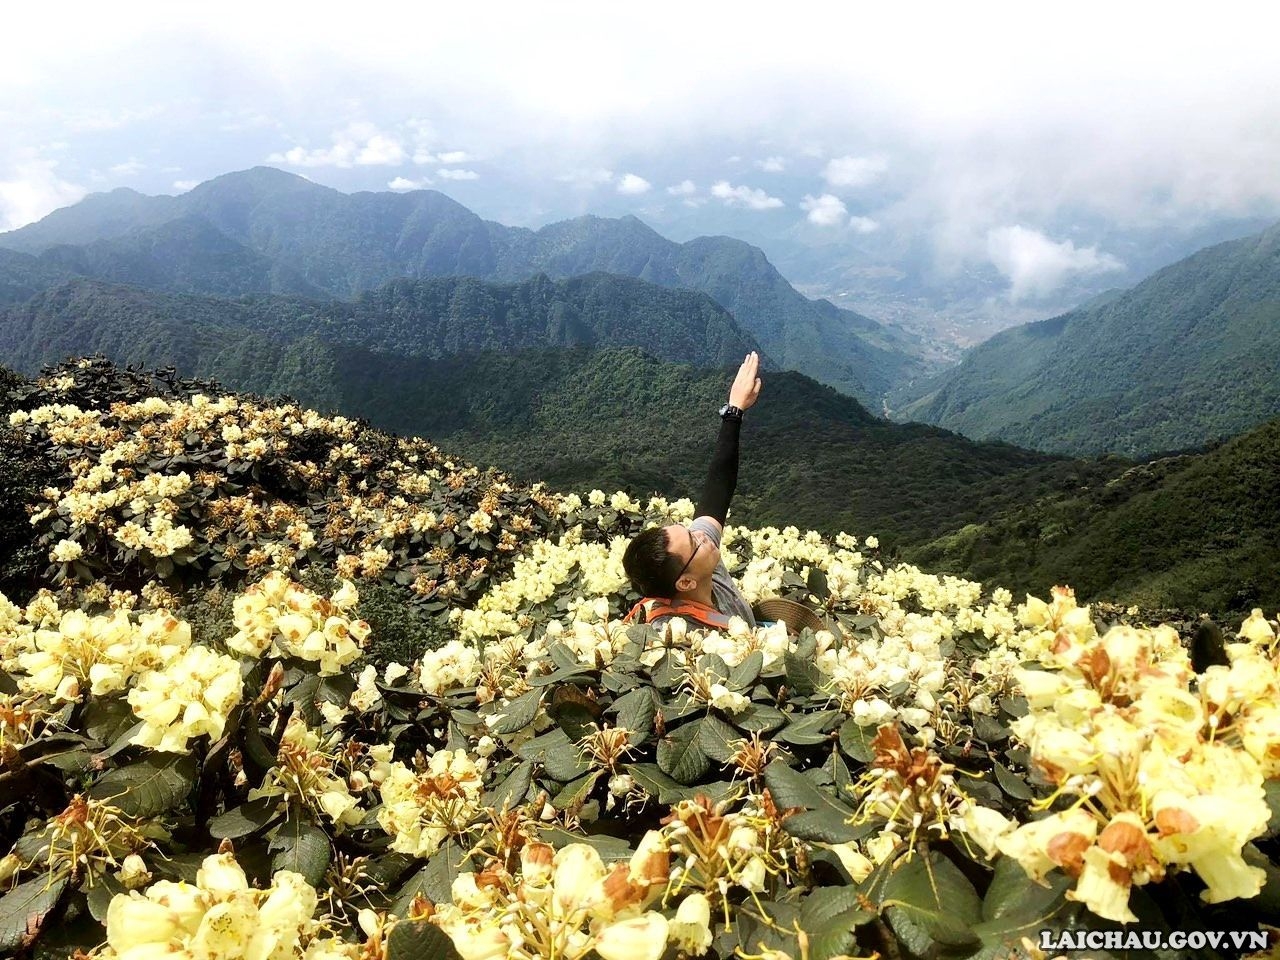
{"left": 0, "top": 167, "right": 931, "bottom": 405}
{"left": 0, "top": 274, "right": 765, "bottom": 377}
{"left": 896, "top": 221, "right": 1280, "bottom": 456}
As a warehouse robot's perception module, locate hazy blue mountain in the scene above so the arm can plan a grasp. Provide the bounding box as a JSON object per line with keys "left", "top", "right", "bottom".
{"left": 896, "top": 221, "right": 1280, "bottom": 456}
{"left": 0, "top": 274, "right": 765, "bottom": 377}
{"left": 37, "top": 216, "right": 324, "bottom": 297}
{"left": 0, "top": 167, "right": 930, "bottom": 404}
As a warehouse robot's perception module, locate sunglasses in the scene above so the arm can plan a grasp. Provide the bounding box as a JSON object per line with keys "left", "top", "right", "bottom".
{"left": 672, "top": 527, "right": 702, "bottom": 588}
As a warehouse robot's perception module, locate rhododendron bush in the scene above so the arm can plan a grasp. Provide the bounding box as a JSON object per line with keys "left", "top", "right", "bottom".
{"left": 0, "top": 359, "right": 1278, "bottom": 960}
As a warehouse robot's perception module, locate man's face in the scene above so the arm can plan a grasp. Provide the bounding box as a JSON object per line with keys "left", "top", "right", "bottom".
{"left": 663, "top": 523, "right": 719, "bottom": 590}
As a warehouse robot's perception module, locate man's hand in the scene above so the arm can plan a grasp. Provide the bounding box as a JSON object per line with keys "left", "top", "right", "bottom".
{"left": 729, "top": 351, "right": 762, "bottom": 410}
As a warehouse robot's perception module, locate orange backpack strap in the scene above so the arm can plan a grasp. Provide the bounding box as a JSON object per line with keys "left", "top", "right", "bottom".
{"left": 622, "top": 597, "right": 733, "bottom": 630}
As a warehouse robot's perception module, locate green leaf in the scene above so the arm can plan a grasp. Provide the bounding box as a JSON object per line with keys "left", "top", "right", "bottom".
{"left": 386, "top": 919, "right": 462, "bottom": 960}
{"left": 657, "top": 721, "right": 711, "bottom": 785}
{"left": 994, "top": 761, "right": 1034, "bottom": 801}
{"left": 88, "top": 754, "right": 197, "bottom": 818}
{"left": 733, "top": 702, "right": 788, "bottom": 733}
{"left": 882, "top": 850, "right": 982, "bottom": 951}
{"left": 764, "top": 760, "right": 860, "bottom": 842}
{"left": 269, "top": 812, "right": 331, "bottom": 886}
{"left": 209, "top": 796, "right": 282, "bottom": 839}
{"left": 487, "top": 759, "right": 534, "bottom": 813}
{"left": 827, "top": 749, "right": 853, "bottom": 796}
{"left": 972, "top": 856, "right": 1074, "bottom": 947}
{"left": 546, "top": 685, "right": 602, "bottom": 741}
{"left": 784, "top": 808, "right": 870, "bottom": 843}
{"left": 85, "top": 873, "right": 125, "bottom": 922}
{"left": 82, "top": 697, "right": 137, "bottom": 745}
{"left": 776, "top": 709, "right": 840, "bottom": 746}
{"left": 626, "top": 762, "right": 692, "bottom": 804}
{"left": 784, "top": 651, "right": 823, "bottom": 697}
{"left": 697, "top": 715, "right": 741, "bottom": 764}
{"left": 801, "top": 886, "right": 876, "bottom": 960}
{"left": 838, "top": 718, "right": 875, "bottom": 763}
{"left": 541, "top": 828, "right": 635, "bottom": 860}
{"left": 516, "top": 729, "right": 590, "bottom": 782}
{"left": 391, "top": 840, "right": 466, "bottom": 914}
{"left": 552, "top": 772, "right": 601, "bottom": 811}
{"left": 729, "top": 650, "right": 764, "bottom": 688}
{"left": 612, "top": 688, "right": 657, "bottom": 743}
{"left": 697, "top": 653, "right": 730, "bottom": 683}
{"left": 0, "top": 875, "right": 69, "bottom": 953}
{"left": 486, "top": 690, "right": 542, "bottom": 735}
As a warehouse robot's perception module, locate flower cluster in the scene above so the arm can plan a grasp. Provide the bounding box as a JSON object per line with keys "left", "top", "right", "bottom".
{"left": 432, "top": 837, "right": 671, "bottom": 960}
{"left": 95, "top": 852, "right": 358, "bottom": 960}
{"left": 989, "top": 597, "right": 1274, "bottom": 922}
{"left": 250, "top": 716, "right": 365, "bottom": 830}
{"left": 376, "top": 749, "right": 486, "bottom": 858}
{"left": 128, "top": 643, "right": 244, "bottom": 753}
{"left": 227, "top": 572, "right": 369, "bottom": 675}
{"left": 7, "top": 604, "right": 191, "bottom": 702}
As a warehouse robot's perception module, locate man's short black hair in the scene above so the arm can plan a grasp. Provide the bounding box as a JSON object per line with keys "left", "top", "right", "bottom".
{"left": 623, "top": 526, "right": 682, "bottom": 598}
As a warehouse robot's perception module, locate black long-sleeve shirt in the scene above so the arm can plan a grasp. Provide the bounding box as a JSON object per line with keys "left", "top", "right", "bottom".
{"left": 695, "top": 416, "right": 741, "bottom": 525}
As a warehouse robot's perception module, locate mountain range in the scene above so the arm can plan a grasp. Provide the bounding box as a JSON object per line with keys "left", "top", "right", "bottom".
{"left": 895, "top": 221, "right": 1280, "bottom": 456}
{"left": 0, "top": 276, "right": 1113, "bottom": 548}
{"left": 0, "top": 167, "right": 933, "bottom": 406}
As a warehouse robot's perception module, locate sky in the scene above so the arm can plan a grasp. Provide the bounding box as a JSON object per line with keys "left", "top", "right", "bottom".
{"left": 3, "top": 1, "right": 1280, "bottom": 311}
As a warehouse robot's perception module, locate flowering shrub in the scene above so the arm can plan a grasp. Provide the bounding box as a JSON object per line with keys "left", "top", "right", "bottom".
{"left": 1, "top": 363, "right": 1278, "bottom": 959}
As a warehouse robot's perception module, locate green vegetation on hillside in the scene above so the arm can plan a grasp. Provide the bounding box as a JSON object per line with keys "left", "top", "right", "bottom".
{"left": 899, "top": 221, "right": 1280, "bottom": 456}
{"left": 908, "top": 418, "right": 1280, "bottom": 615}
{"left": 0, "top": 275, "right": 763, "bottom": 375}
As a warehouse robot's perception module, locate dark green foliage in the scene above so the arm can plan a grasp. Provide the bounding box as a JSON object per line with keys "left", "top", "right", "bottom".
{"left": 908, "top": 418, "right": 1280, "bottom": 614}
{"left": 355, "top": 580, "right": 458, "bottom": 666}
{"left": 899, "top": 220, "right": 1280, "bottom": 456}
{"left": 0, "top": 364, "right": 56, "bottom": 601}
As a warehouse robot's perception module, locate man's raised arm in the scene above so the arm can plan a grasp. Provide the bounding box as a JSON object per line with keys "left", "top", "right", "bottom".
{"left": 695, "top": 351, "right": 762, "bottom": 532}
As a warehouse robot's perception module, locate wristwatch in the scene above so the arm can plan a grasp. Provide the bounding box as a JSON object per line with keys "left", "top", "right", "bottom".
{"left": 719, "top": 403, "right": 744, "bottom": 421}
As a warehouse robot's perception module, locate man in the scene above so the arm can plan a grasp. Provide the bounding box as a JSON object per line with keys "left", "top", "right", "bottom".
{"left": 622, "top": 351, "right": 762, "bottom": 629}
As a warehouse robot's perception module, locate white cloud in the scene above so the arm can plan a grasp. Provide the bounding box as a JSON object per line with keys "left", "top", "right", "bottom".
{"left": 356, "top": 134, "right": 406, "bottom": 166}
{"left": 849, "top": 216, "right": 879, "bottom": 234}
{"left": 666, "top": 180, "right": 697, "bottom": 195}
{"left": 437, "top": 150, "right": 471, "bottom": 164}
{"left": 800, "top": 193, "right": 847, "bottom": 226}
{"left": 0, "top": 159, "right": 86, "bottom": 230}
{"left": 616, "top": 173, "right": 651, "bottom": 194}
{"left": 172, "top": 179, "right": 199, "bottom": 192}
{"left": 755, "top": 155, "right": 786, "bottom": 172}
{"left": 108, "top": 159, "right": 144, "bottom": 177}
{"left": 267, "top": 123, "right": 405, "bottom": 168}
{"left": 823, "top": 155, "right": 889, "bottom": 189}
{"left": 710, "top": 180, "right": 784, "bottom": 210}
{"left": 389, "top": 176, "right": 433, "bottom": 190}
{"left": 986, "top": 225, "right": 1124, "bottom": 301}
{"left": 437, "top": 168, "right": 479, "bottom": 180}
